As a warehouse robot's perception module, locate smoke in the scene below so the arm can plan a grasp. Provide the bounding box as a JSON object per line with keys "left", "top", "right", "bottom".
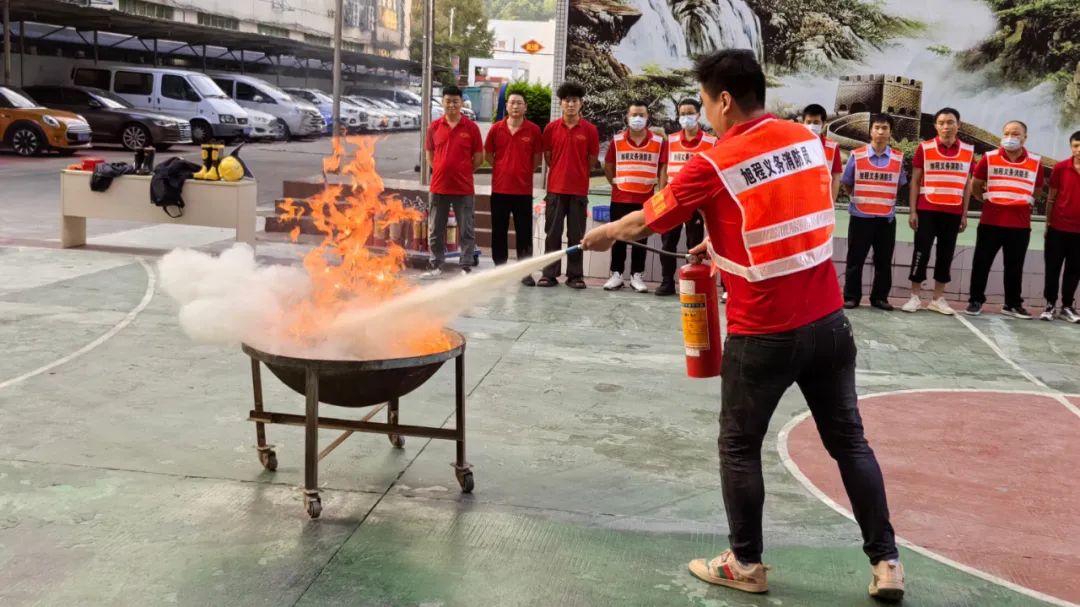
{"left": 158, "top": 244, "right": 565, "bottom": 361}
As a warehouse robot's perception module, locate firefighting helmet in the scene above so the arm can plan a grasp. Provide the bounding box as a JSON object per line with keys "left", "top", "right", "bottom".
{"left": 218, "top": 156, "right": 245, "bottom": 181}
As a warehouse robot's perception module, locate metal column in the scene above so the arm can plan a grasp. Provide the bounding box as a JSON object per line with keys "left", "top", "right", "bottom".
{"left": 17, "top": 18, "right": 22, "bottom": 87}
{"left": 3, "top": 0, "right": 11, "bottom": 86}
{"left": 92, "top": 30, "right": 98, "bottom": 65}
{"left": 550, "top": 0, "right": 569, "bottom": 123}
{"left": 331, "top": 0, "right": 343, "bottom": 138}
{"left": 418, "top": 0, "right": 435, "bottom": 186}
{"left": 239, "top": 49, "right": 244, "bottom": 74}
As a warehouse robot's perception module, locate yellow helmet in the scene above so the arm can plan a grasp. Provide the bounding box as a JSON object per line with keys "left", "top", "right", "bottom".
{"left": 218, "top": 155, "right": 245, "bottom": 182}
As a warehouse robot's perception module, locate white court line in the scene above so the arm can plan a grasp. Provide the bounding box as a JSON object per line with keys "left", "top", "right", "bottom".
{"left": 0, "top": 259, "right": 155, "bottom": 391}
{"left": 954, "top": 314, "right": 1080, "bottom": 419}
{"left": 778, "top": 388, "right": 1080, "bottom": 607}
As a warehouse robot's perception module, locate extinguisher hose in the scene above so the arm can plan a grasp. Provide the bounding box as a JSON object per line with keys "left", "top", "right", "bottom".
{"left": 616, "top": 240, "right": 687, "bottom": 259}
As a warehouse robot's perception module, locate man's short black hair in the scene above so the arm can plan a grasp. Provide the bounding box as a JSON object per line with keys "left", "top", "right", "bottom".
{"left": 1004, "top": 120, "right": 1027, "bottom": 134}
{"left": 678, "top": 98, "right": 701, "bottom": 112}
{"left": 692, "top": 49, "right": 765, "bottom": 111}
{"left": 442, "top": 85, "right": 463, "bottom": 98}
{"left": 506, "top": 91, "right": 527, "bottom": 103}
{"left": 1071, "top": 130, "right": 1080, "bottom": 143}
{"left": 557, "top": 81, "right": 586, "bottom": 100}
{"left": 627, "top": 99, "right": 649, "bottom": 110}
{"left": 934, "top": 107, "right": 961, "bottom": 122}
{"left": 869, "top": 113, "right": 895, "bottom": 131}
{"left": 802, "top": 104, "right": 828, "bottom": 121}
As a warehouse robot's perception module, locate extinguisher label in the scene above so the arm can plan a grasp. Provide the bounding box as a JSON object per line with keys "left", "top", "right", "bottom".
{"left": 680, "top": 293, "right": 709, "bottom": 351}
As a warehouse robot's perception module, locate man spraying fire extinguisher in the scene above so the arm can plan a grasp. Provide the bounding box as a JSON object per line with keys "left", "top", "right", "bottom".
{"left": 580, "top": 49, "right": 904, "bottom": 602}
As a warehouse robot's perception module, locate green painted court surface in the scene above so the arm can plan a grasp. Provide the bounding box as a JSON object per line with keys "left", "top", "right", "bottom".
{"left": 1, "top": 245, "right": 1077, "bottom": 607}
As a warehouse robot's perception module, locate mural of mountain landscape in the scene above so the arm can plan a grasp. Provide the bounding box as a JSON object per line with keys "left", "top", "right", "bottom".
{"left": 568, "top": 0, "right": 1080, "bottom": 211}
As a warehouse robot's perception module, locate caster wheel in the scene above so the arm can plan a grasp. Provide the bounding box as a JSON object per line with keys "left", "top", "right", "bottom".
{"left": 258, "top": 449, "right": 278, "bottom": 471}
{"left": 456, "top": 470, "right": 474, "bottom": 494}
{"left": 304, "top": 495, "right": 322, "bottom": 519}
{"left": 389, "top": 434, "right": 405, "bottom": 448}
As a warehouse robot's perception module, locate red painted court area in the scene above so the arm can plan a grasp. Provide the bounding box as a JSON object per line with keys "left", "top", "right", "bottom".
{"left": 786, "top": 390, "right": 1080, "bottom": 605}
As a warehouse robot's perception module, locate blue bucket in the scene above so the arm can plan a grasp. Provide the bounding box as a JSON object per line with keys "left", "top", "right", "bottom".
{"left": 592, "top": 205, "right": 610, "bottom": 222}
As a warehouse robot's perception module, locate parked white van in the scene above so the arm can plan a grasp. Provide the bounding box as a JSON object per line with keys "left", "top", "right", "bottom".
{"left": 210, "top": 73, "right": 324, "bottom": 139}
{"left": 72, "top": 65, "right": 250, "bottom": 143}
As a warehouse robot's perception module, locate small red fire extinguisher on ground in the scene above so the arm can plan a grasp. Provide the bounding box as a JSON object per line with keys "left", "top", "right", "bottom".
{"left": 446, "top": 210, "right": 459, "bottom": 253}
{"left": 678, "top": 260, "right": 722, "bottom": 378}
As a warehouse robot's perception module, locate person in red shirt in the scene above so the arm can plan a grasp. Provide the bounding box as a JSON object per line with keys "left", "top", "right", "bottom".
{"left": 964, "top": 121, "right": 1045, "bottom": 318}
{"left": 484, "top": 91, "right": 543, "bottom": 285}
{"left": 655, "top": 98, "right": 715, "bottom": 296}
{"left": 581, "top": 49, "right": 903, "bottom": 602}
{"left": 421, "top": 85, "right": 483, "bottom": 279}
{"left": 902, "top": 107, "right": 974, "bottom": 314}
{"left": 538, "top": 81, "right": 600, "bottom": 289}
{"left": 1042, "top": 130, "right": 1080, "bottom": 322}
{"left": 800, "top": 103, "right": 843, "bottom": 202}
{"left": 602, "top": 99, "right": 668, "bottom": 293}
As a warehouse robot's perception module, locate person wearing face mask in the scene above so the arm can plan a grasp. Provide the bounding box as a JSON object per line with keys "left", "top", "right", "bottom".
{"left": 655, "top": 98, "right": 716, "bottom": 296}
{"left": 801, "top": 104, "right": 843, "bottom": 202}
{"left": 539, "top": 81, "right": 600, "bottom": 289}
{"left": 603, "top": 100, "right": 668, "bottom": 292}
{"left": 1041, "top": 131, "right": 1080, "bottom": 323}
{"left": 840, "top": 114, "right": 907, "bottom": 310}
{"left": 580, "top": 50, "right": 902, "bottom": 601}
{"left": 963, "top": 121, "right": 1045, "bottom": 318}
{"left": 903, "top": 107, "right": 974, "bottom": 314}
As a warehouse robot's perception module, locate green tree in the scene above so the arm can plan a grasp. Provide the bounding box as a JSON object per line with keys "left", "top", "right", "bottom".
{"left": 410, "top": 0, "right": 495, "bottom": 85}
{"left": 486, "top": 0, "right": 556, "bottom": 21}
{"left": 504, "top": 80, "right": 552, "bottom": 128}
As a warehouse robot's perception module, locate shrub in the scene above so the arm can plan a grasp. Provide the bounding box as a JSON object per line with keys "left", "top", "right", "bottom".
{"left": 503, "top": 80, "right": 553, "bottom": 129}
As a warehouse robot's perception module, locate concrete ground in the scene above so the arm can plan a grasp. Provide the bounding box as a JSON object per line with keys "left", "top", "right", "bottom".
{"left": 1, "top": 138, "right": 1078, "bottom": 607}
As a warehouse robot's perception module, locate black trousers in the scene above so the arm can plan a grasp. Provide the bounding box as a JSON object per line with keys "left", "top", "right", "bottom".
{"left": 1045, "top": 227, "right": 1080, "bottom": 308}
{"left": 542, "top": 193, "right": 588, "bottom": 279}
{"left": 844, "top": 216, "right": 896, "bottom": 302}
{"left": 909, "top": 210, "right": 961, "bottom": 284}
{"left": 660, "top": 211, "right": 706, "bottom": 282}
{"left": 720, "top": 311, "right": 898, "bottom": 565}
{"left": 609, "top": 202, "right": 647, "bottom": 274}
{"left": 968, "top": 224, "right": 1030, "bottom": 307}
{"left": 490, "top": 193, "right": 534, "bottom": 265}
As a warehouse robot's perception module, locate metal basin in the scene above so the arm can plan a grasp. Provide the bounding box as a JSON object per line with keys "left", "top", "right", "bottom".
{"left": 241, "top": 329, "right": 465, "bottom": 407}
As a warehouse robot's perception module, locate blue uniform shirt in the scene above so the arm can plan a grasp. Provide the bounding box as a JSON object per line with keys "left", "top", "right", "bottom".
{"left": 841, "top": 145, "right": 908, "bottom": 220}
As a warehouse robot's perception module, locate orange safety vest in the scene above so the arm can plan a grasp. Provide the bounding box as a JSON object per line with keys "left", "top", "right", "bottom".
{"left": 983, "top": 149, "right": 1041, "bottom": 206}
{"left": 851, "top": 145, "right": 904, "bottom": 216}
{"left": 823, "top": 138, "right": 839, "bottom": 173}
{"left": 921, "top": 139, "right": 974, "bottom": 206}
{"left": 668, "top": 132, "right": 717, "bottom": 177}
{"left": 702, "top": 118, "right": 835, "bottom": 282}
{"left": 612, "top": 130, "right": 664, "bottom": 194}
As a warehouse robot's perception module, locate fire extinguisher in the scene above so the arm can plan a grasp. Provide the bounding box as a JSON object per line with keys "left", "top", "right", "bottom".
{"left": 446, "top": 209, "right": 459, "bottom": 253}
{"left": 678, "top": 259, "right": 722, "bottom": 378}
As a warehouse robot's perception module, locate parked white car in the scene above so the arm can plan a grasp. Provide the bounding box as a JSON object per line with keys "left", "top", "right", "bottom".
{"left": 72, "top": 64, "right": 250, "bottom": 143}
{"left": 211, "top": 74, "right": 324, "bottom": 139}
{"left": 244, "top": 108, "right": 286, "bottom": 141}
{"left": 284, "top": 88, "right": 365, "bottom": 134}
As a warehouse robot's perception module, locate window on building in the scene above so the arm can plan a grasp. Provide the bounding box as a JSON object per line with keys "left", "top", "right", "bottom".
{"left": 161, "top": 74, "right": 201, "bottom": 102}
{"left": 118, "top": 0, "right": 174, "bottom": 20}
{"left": 197, "top": 12, "right": 240, "bottom": 30}
{"left": 305, "top": 33, "right": 332, "bottom": 47}
{"left": 114, "top": 71, "right": 153, "bottom": 96}
{"left": 258, "top": 24, "right": 290, "bottom": 38}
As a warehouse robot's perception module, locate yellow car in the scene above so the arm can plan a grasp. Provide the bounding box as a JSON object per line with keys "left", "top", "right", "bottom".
{"left": 0, "top": 86, "right": 92, "bottom": 156}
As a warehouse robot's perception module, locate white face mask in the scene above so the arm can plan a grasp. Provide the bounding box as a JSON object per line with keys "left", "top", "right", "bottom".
{"left": 628, "top": 116, "right": 648, "bottom": 131}
{"left": 1001, "top": 136, "right": 1023, "bottom": 151}
{"left": 806, "top": 123, "right": 823, "bottom": 136}
{"left": 678, "top": 115, "right": 699, "bottom": 130}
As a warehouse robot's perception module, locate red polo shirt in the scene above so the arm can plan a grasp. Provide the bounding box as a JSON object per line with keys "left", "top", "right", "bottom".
{"left": 485, "top": 118, "right": 543, "bottom": 196}
{"left": 643, "top": 114, "right": 842, "bottom": 336}
{"left": 543, "top": 117, "right": 600, "bottom": 196}
{"left": 973, "top": 148, "right": 1044, "bottom": 229}
{"left": 426, "top": 116, "right": 483, "bottom": 196}
{"left": 912, "top": 138, "right": 975, "bottom": 215}
{"left": 822, "top": 135, "right": 843, "bottom": 175}
{"left": 604, "top": 130, "right": 669, "bottom": 204}
{"left": 1049, "top": 158, "right": 1080, "bottom": 233}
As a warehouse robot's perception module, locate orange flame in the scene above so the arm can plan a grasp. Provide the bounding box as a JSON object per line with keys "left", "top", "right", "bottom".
{"left": 278, "top": 136, "right": 450, "bottom": 356}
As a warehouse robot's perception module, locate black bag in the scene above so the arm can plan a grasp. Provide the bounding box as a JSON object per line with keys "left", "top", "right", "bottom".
{"left": 89, "top": 162, "right": 136, "bottom": 192}
{"left": 150, "top": 157, "right": 201, "bottom": 218}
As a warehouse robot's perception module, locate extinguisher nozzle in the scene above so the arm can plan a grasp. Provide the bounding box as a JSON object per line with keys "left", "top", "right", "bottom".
{"left": 564, "top": 245, "right": 582, "bottom": 254}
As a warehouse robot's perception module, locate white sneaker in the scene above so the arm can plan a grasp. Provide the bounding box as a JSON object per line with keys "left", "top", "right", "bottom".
{"left": 420, "top": 267, "right": 443, "bottom": 280}
{"left": 629, "top": 272, "right": 648, "bottom": 293}
{"left": 1062, "top": 306, "right": 1080, "bottom": 323}
{"left": 927, "top": 297, "right": 955, "bottom": 316}
{"left": 1040, "top": 305, "right": 1056, "bottom": 321}
{"left": 901, "top": 294, "right": 922, "bottom": 313}
{"left": 603, "top": 271, "right": 624, "bottom": 291}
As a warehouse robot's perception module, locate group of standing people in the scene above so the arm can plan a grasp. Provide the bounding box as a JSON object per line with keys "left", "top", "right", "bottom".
{"left": 423, "top": 82, "right": 1080, "bottom": 325}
